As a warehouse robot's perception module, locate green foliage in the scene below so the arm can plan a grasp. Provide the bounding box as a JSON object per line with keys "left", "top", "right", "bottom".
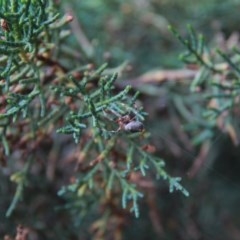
{"left": 54, "top": 63, "right": 189, "bottom": 219}
{"left": 0, "top": 1, "right": 189, "bottom": 238}
{"left": 2, "top": 0, "right": 240, "bottom": 239}
{"left": 0, "top": 0, "right": 71, "bottom": 223}
{"left": 0, "top": 0, "right": 68, "bottom": 124}
{"left": 169, "top": 25, "right": 240, "bottom": 147}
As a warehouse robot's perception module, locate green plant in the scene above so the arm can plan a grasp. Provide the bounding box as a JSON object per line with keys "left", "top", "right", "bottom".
{"left": 0, "top": 0, "right": 189, "bottom": 238}
{"left": 56, "top": 63, "right": 189, "bottom": 219}
{"left": 168, "top": 25, "right": 240, "bottom": 177}
{"left": 0, "top": 0, "right": 71, "bottom": 217}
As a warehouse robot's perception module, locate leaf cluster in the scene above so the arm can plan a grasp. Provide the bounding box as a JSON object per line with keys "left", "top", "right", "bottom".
{"left": 170, "top": 25, "right": 240, "bottom": 147}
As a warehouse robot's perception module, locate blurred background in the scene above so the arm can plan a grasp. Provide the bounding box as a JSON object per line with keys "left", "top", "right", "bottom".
{"left": 2, "top": 0, "right": 240, "bottom": 239}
